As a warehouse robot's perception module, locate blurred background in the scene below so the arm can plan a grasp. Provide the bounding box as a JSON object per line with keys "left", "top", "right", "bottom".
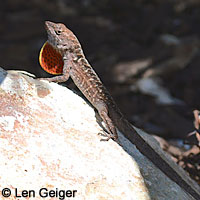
{"left": 1, "top": 0, "right": 200, "bottom": 140}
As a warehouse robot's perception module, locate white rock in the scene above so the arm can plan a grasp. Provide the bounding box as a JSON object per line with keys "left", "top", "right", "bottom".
{"left": 0, "top": 67, "right": 199, "bottom": 200}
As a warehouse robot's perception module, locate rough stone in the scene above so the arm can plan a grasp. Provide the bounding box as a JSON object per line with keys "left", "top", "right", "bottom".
{"left": 0, "top": 67, "right": 199, "bottom": 200}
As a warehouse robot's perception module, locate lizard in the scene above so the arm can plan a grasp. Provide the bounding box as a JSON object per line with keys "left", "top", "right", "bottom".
{"left": 38, "top": 21, "right": 200, "bottom": 199}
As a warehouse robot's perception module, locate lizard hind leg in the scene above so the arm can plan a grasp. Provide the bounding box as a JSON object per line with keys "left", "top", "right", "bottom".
{"left": 97, "top": 104, "right": 118, "bottom": 142}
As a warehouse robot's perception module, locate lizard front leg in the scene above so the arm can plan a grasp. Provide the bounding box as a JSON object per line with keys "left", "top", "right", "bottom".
{"left": 38, "top": 58, "right": 71, "bottom": 83}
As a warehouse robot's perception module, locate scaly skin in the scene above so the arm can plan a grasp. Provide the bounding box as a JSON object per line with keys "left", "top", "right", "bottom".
{"left": 38, "top": 21, "right": 200, "bottom": 199}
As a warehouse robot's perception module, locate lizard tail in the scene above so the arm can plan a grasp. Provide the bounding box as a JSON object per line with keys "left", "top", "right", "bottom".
{"left": 110, "top": 108, "right": 200, "bottom": 200}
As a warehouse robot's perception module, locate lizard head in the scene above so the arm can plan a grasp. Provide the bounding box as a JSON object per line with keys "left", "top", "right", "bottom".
{"left": 39, "top": 21, "right": 82, "bottom": 75}
{"left": 45, "top": 21, "right": 80, "bottom": 52}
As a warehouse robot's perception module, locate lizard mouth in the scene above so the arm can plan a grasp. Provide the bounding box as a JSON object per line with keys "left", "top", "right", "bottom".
{"left": 45, "top": 21, "right": 55, "bottom": 32}
{"left": 44, "top": 21, "right": 58, "bottom": 48}
{"left": 39, "top": 41, "right": 64, "bottom": 75}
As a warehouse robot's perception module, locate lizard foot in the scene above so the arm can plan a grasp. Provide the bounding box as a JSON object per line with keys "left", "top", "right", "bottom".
{"left": 98, "top": 132, "right": 118, "bottom": 142}
{"left": 37, "top": 78, "right": 52, "bottom": 82}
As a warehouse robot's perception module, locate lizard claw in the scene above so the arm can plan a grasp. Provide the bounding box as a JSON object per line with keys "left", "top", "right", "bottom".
{"left": 98, "top": 131, "right": 118, "bottom": 142}
{"left": 37, "top": 78, "right": 49, "bottom": 81}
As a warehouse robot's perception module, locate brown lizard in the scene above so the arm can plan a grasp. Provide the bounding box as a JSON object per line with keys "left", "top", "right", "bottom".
{"left": 38, "top": 21, "right": 200, "bottom": 199}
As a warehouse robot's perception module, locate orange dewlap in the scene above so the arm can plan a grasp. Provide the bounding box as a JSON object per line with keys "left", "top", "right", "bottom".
{"left": 39, "top": 41, "right": 64, "bottom": 74}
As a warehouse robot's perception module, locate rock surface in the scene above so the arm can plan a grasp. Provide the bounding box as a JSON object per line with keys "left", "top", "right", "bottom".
{"left": 0, "top": 67, "right": 199, "bottom": 200}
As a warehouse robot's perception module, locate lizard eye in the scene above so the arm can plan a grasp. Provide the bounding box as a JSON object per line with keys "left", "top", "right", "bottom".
{"left": 55, "top": 30, "right": 62, "bottom": 35}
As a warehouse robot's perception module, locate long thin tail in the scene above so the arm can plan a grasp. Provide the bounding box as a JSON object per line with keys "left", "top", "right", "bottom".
{"left": 112, "top": 110, "right": 200, "bottom": 200}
